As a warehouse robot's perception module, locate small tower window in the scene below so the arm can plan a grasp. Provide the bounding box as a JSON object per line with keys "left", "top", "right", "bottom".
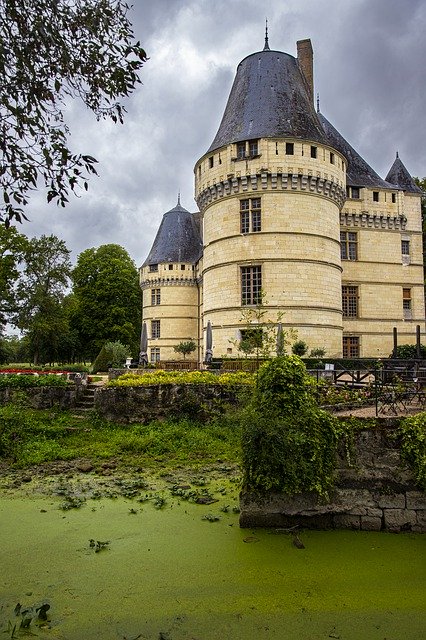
{"left": 373, "top": 191, "right": 379, "bottom": 202}
{"left": 209, "top": 156, "right": 214, "bottom": 168}
{"left": 149, "top": 264, "right": 158, "bottom": 273}
{"left": 150, "top": 347, "right": 160, "bottom": 363}
{"left": 151, "top": 288, "right": 161, "bottom": 305}
{"left": 330, "top": 152, "right": 335, "bottom": 164}
{"left": 285, "top": 142, "right": 294, "bottom": 155}
{"left": 168, "top": 264, "right": 173, "bottom": 270}
{"left": 249, "top": 140, "right": 259, "bottom": 157}
{"left": 237, "top": 142, "right": 246, "bottom": 159}
{"left": 181, "top": 264, "right": 186, "bottom": 270}
{"left": 392, "top": 193, "right": 396, "bottom": 203}
{"left": 310, "top": 146, "right": 317, "bottom": 159}
{"left": 151, "top": 320, "right": 161, "bottom": 339}
{"left": 240, "top": 198, "right": 261, "bottom": 233}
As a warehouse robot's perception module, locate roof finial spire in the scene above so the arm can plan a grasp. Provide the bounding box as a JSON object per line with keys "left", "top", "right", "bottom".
{"left": 177, "top": 191, "right": 181, "bottom": 206}
{"left": 396, "top": 150, "right": 399, "bottom": 159}
{"left": 316, "top": 93, "right": 320, "bottom": 113}
{"left": 264, "top": 18, "right": 270, "bottom": 51}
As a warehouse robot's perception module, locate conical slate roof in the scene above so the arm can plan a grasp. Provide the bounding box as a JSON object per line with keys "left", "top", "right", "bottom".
{"left": 385, "top": 154, "right": 422, "bottom": 194}
{"left": 207, "top": 48, "right": 328, "bottom": 153}
{"left": 318, "top": 112, "right": 397, "bottom": 190}
{"left": 142, "top": 201, "right": 203, "bottom": 267}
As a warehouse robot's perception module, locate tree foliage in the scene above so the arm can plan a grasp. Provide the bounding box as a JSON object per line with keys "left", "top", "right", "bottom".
{"left": 174, "top": 340, "right": 197, "bottom": 360}
{"left": 72, "top": 244, "right": 141, "bottom": 360}
{"left": 13, "top": 234, "right": 72, "bottom": 363}
{"left": 241, "top": 356, "right": 339, "bottom": 498}
{"left": 0, "top": 225, "right": 27, "bottom": 326}
{"left": 91, "top": 340, "right": 129, "bottom": 373}
{"left": 0, "top": 0, "right": 147, "bottom": 225}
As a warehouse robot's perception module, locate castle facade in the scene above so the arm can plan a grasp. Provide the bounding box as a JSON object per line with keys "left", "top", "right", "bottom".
{"left": 139, "top": 37, "right": 424, "bottom": 363}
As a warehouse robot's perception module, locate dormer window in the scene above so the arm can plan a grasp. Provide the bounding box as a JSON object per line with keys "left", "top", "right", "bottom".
{"left": 346, "top": 187, "right": 360, "bottom": 199}
{"left": 249, "top": 140, "right": 259, "bottom": 157}
{"left": 235, "top": 140, "right": 260, "bottom": 160}
{"left": 237, "top": 142, "right": 246, "bottom": 159}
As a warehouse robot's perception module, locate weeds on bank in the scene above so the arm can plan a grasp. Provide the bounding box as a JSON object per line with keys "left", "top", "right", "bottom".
{"left": 0, "top": 403, "right": 242, "bottom": 469}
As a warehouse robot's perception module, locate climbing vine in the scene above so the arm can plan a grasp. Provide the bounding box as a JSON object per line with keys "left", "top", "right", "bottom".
{"left": 397, "top": 413, "right": 426, "bottom": 491}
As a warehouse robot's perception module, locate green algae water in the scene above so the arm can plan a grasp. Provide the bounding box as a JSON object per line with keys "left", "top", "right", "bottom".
{"left": 1, "top": 488, "right": 425, "bottom": 639}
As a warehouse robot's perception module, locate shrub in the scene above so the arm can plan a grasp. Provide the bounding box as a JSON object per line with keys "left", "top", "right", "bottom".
{"left": 291, "top": 340, "right": 308, "bottom": 356}
{"left": 241, "top": 356, "right": 339, "bottom": 498}
{"left": 91, "top": 341, "right": 129, "bottom": 373}
{"left": 0, "top": 374, "right": 69, "bottom": 388}
{"left": 108, "top": 370, "right": 254, "bottom": 388}
{"left": 392, "top": 344, "right": 426, "bottom": 359}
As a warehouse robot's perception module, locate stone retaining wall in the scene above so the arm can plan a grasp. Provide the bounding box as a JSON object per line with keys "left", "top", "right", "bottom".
{"left": 94, "top": 384, "right": 240, "bottom": 423}
{"left": 240, "top": 427, "right": 425, "bottom": 533}
{"left": 0, "top": 385, "right": 83, "bottom": 410}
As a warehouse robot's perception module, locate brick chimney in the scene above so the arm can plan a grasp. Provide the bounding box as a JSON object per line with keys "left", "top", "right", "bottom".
{"left": 297, "top": 39, "right": 314, "bottom": 104}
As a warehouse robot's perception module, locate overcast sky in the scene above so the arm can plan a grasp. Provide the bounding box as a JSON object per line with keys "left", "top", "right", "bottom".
{"left": 18, "top": 0, "right": 426, "bottom": 269}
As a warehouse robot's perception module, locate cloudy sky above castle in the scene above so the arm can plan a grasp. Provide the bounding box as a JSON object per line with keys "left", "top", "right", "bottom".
{"left": 19, "top": 0, "right": 426, "bottom": 268}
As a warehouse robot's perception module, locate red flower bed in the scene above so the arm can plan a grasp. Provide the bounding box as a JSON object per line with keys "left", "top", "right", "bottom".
{"left": 0, "top": 369, "right": 68, "bottom": 375}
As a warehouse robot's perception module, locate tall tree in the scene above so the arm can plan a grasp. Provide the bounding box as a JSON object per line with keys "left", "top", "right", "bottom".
{"left": 13, "top": 234, "right": 72, "bottom": 363}
{"left": 0, "top": 0, "right": 146, "bottom": 225}
{"left": 72, "top": 244, "right": 141, "bottom": 360}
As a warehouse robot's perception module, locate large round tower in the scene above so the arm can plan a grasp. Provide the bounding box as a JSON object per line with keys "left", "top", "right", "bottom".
{"left": 194, "top": 38, "right": 346, "bottom": 358}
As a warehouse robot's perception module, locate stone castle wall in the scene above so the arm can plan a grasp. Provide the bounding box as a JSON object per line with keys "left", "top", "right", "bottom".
{"left": 240, "top": 427, "right": 425, "bottom": 533}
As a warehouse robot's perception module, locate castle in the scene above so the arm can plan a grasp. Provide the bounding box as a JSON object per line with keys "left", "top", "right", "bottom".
{"left": 139, "top": 35, "right": 424, "bottom": 364}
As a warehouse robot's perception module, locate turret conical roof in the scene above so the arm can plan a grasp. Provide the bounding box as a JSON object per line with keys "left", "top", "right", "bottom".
{"left": 385, "top": 154, "right": 422, "bottom": 194}
{"left": 207, "top": 48, "right": 328, "bottom": 154}
{"left": 318, "top": 112, "right": 397, "bottom": 190}
{"left": 142, "top": 201, "right": 203, "bottom": 267}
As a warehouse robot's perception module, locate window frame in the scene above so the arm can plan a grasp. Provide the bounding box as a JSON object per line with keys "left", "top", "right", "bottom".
{"left": 403, "top": 288, "right": 412, "bottom": 319}
{"left": 241, "top": 265, "right": 262, "bottom": 306}
{"left": 151, "top": 288, "right": 161, "bottom": 306}
{"left": 237, "top": 141, "right": 246, "bottom": 159}
{"left": 343, "top": 336, "right": 360, "bottom": 358}
{"left": 240, "top": 198, "right": 261, "bottom": 234}
{"left": 342, "top": 285, "right": 358, "bottom": 318}
{"left": 151, "top": 319, "right": 161, "bottom": 339}
{"left": 285, "top": 142, "right": 294, "bottom": 155}
{"left": 340, "top": 231, "right": 358, "bottom": 261}
{"left": 150, "top": 347, "right": 160, "bottom": 363}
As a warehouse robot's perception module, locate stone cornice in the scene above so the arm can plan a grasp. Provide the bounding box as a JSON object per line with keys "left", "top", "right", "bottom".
{"left": 340, "top": 210, "right": 407, "bottom": 230}
{"left": 140, "top": 277, "right": 199, "bottom": 290}
{"left": 196, "top": 171, "right": 346, "bottom": 210}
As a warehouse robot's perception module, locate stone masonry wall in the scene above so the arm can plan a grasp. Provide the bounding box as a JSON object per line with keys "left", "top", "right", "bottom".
{"left": 94, "top": 384, "right": 240, "bottom": 423}
{"left": 0, "top": 385, "right": 83, "bottom": 410}
{"left": 240, "top": 427, "right": 425, "bottom": 533}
